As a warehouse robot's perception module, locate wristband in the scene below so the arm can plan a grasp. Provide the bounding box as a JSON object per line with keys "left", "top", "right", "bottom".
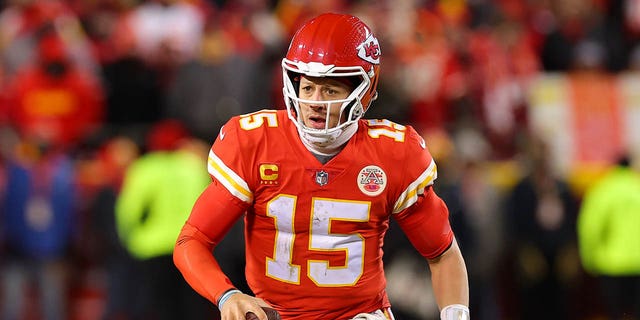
{"left": 440, "top": 304, "right": 470, "bottom": 320}
{"left": 217, "top": 289, "right": 242, "bottom": 310}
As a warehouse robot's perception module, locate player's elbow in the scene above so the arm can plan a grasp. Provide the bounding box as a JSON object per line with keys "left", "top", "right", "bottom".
{"left": 173, "top": 231, "right": 188, "bottom": 272}
{"left": 173, "top": 222, "right": 216, "bottom": 270}
{"left": 173, "top": 223, "right": 198, "bottom": 271}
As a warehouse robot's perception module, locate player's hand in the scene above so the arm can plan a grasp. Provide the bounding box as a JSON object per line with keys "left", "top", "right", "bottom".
{"left": 219, "top": 292, "right": 272, "bottom": 320}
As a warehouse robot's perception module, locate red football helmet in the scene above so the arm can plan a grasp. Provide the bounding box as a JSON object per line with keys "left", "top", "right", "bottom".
{"left": 282, "top": 13, "right": 381, "bottom": 152}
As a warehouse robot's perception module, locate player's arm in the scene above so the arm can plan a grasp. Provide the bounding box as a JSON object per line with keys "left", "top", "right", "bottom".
{"left": 173, "top": 182, "right": 272, "bottom": 320}
{"left": 394, "top": 186, "right": 470, "bottom": 319}
{"left": 173, "top": 181, "right": 242, "bottom": 303}
{"left": 428, "top": 238, "right": 469, "bottom": 319}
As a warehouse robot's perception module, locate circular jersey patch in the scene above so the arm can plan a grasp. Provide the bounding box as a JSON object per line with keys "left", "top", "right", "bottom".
{"left": 357, "top": 165, "right": 387, "bottom": 196}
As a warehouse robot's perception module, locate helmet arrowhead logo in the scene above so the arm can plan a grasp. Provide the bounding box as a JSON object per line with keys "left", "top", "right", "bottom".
{"left": 358, "top": 34, "right": 381, "bottom": 65}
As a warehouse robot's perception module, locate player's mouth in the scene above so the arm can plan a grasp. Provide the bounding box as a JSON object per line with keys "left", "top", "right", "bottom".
{"left": 307, "top": 115, "right": 327, "bottom": 129}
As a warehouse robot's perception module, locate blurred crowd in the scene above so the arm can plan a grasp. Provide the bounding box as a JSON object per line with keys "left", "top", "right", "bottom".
{"left": 1, "top": 0, "right": 640, "bottom": 319}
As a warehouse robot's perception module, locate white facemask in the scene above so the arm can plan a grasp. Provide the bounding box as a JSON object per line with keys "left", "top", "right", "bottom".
{"left": 297, "top": 121, "right": 359, "bottom": 156}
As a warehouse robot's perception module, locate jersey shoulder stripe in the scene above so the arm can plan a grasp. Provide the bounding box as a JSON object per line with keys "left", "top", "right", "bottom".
{"left": 208, "top": 147, "right": 252, "bottom": 203}
{"left": 392, "top": 158, "right": 437, "bottom": 213}
{"left": 207, "top": 109, "right": 288, "bottom": 204}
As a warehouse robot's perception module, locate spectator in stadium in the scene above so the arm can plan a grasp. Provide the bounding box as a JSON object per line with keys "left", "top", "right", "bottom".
{"left": 3, "top": 28, "right": 104, "bottom": 153}
{"left": 503, "top": 135, "right": 580, "bottom": 320}
{"left": 115, "top": 120, "right": 215, "bottom": 319}
{"left": 73, "top": 134, "right": 141, "bottom": 319}
{"left": 174, "top": 13, "right": 469, "bottom": 320}
{"left": 0, "top": 135, "right": 77, "bottom": 320}
{"left": 0, "top": 0, "right": 98, "bottom": 78}
{"left": 577, "top": 154, "right": 640, "bottom": 320}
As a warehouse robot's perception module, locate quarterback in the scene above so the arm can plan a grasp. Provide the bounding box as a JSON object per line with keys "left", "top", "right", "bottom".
{"left": 174, "top": 13, "right": 469, "bottom": 320}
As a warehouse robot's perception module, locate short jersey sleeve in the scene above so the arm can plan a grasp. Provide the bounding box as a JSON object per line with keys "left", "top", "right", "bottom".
{"left": 391, "top": 125, "right": 438, "bottom": 214}
{"left": 206, "top": 115, "right": 255, "bottom": 204}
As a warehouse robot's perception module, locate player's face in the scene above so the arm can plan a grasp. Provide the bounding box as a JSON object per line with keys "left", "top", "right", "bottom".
{"left": 298, "top": 76, "right": 352, "bottom": 129}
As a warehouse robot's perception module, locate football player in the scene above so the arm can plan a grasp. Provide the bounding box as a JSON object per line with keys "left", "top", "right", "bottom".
{"left": 174, "top": 13, "right": 470, "bottom": 320}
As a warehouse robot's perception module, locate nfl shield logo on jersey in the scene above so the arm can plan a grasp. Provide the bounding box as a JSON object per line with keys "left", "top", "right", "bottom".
{"left": 315, "top": 170, "right": 329, "bottom": 186}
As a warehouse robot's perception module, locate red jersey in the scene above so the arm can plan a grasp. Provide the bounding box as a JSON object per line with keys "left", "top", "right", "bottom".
{"left": 203, "top": 109, "right": 452, "bottom": 319}
{"left": 5, "top": 65, "right": 104, "bottom": 150}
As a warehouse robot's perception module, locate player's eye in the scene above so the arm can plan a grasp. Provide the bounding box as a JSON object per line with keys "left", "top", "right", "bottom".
{"left": 326, "top": 88, "right": 338, "bottom": 95}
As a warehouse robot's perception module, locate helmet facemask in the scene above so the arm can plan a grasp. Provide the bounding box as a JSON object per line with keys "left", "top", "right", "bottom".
{"left": 282, "top": 59, "right": 372, "bottom": 155}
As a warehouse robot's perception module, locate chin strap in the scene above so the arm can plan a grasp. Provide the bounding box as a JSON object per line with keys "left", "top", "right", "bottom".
{"left": 298, "top": 122, "right": 358, "bottom": 156}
